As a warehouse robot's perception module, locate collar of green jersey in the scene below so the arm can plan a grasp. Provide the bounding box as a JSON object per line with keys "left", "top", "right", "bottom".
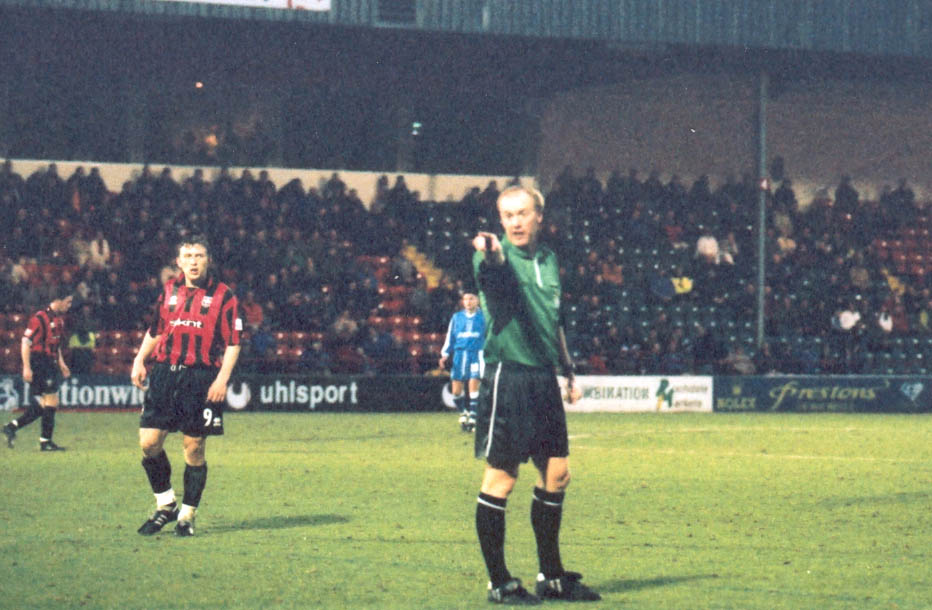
{"left": 501, "top": 236, "right": 547, "bottom": 261}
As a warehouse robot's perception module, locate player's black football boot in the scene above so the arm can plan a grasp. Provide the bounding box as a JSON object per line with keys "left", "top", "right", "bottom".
{"left": 175, "top": 520, "right": 195, "bottom": 537}
{"left": 137, "top": 506, "right": 179, "bottom": 535}
{"left": 3, "top": 424, "right": 14, "bottom": 448}
{"left": 39, "top": 440, "right": 65, "bottom": 451}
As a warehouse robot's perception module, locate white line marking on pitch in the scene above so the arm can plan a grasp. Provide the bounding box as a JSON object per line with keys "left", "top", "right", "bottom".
{"left": 629, "top": 447, "right": 930, "bottom": 464}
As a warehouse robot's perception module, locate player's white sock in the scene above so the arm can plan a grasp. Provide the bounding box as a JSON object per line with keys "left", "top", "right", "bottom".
{"left": 178, "top": 504, "right": 197, "bottom": 522}
{"left": 469, "top": 391, "right": 479, "bottom": 416}
{"left": 155, "top": 489, "right": 177, "bottom": 510}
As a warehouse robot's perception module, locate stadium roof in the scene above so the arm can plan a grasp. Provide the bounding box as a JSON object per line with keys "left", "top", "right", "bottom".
{"left": 2, "top": 0, "right": 931, "bottom": 62}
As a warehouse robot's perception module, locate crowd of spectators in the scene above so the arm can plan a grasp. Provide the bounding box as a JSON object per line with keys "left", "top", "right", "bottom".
{"left": 0, "top": 160, "right": 462, "bottom": 374}
{"left": 533, "top": 165, "right": 930, "bottom": 376}
{"left": 0, "top": 158, "right": 929, "bottom": 377}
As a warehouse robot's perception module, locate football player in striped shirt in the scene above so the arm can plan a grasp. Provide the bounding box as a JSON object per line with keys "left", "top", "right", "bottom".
{"left": 131, "top": 234, "right": 241, "bottom": 537}
{"left": 3, "top": 290, "right": 73, "bottom": 451}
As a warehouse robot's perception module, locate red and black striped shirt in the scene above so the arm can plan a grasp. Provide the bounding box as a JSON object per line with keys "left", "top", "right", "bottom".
{"left": 149, "top": 273, "right": 241, "bottom": 369}
{"left": 23, "top": 308, "right": 66, "bottom": 357}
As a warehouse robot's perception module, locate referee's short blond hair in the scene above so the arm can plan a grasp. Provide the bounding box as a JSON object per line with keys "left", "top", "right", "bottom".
{"left": 497, "top": 185, "right": 545, "bottom": 213}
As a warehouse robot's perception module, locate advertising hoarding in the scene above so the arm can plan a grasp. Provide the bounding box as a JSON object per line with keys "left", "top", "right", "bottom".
{"left": 566, "top": 375, "right": 713, "bottom": 413}
{"left": 155, "top": 0, "right": 330, "bottom": 10}
{"left": 714, "top": 376, "right": 932, "bottom": 413}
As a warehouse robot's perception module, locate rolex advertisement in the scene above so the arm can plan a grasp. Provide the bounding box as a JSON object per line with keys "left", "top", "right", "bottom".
{"left": 714, "top": 376, "right": 932, "bottom": 413}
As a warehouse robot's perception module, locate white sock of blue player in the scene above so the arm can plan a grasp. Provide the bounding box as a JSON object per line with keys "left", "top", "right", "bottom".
{"left": 468, "top": 391, "right": 478, "bottom": 419}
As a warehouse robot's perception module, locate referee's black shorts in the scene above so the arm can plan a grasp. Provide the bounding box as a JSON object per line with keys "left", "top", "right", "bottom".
{"left": 140, "top": 363, "right": 225, "bottom": 437}
{"left": 474, "top": 361, "right": 569, "bottom": 470}
{"left": 29, "top": 353, "right": 62, "bottom": 396}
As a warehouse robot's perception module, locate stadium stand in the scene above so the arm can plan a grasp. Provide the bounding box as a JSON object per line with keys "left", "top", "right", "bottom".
{"left": 0, "top": 160, "right": 929, "bottom": 376}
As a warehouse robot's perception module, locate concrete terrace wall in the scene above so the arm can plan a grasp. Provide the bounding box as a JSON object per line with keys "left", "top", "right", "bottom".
{"left": 6, "top": 160, "right": 532, "bottom": 209}
{"left": 539, "top": 73, "right": 932, "bottom": 206}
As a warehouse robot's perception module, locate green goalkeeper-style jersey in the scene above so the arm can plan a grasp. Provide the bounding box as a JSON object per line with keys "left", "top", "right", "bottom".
{"left": 473, "top": 236, "right": 562, "bottom": 369}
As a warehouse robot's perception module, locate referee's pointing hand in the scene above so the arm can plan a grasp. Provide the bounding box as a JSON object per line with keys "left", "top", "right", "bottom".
{"left": 473, "top": 232, "right": 504, "bottom": 265}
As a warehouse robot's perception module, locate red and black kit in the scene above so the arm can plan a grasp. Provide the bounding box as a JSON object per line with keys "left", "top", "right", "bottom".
{"left": 141, "top": 273, "right": 240, "bottom": 436}
{"left": 22, "top": 307, "right": 67, "bottom": 396}
{"left": 149, "top": 273, "right": 241, "bottom": 369}
{"left": 23, "top": 308, "right": 66, "bottom": 358}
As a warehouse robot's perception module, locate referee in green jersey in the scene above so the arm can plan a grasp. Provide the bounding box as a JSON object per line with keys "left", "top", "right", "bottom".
{"left": 471, "top": 185, "right": 600, "bottom": 605}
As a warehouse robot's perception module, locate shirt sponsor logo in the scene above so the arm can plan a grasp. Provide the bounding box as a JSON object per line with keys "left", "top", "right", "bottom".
{"left": 234, "top": 318, "right": 243, "bottom": 331}
{"left": 170, "top": 319, "right": 203, "bottom": 328}
{"left": 169, "top": 295, "right": 178, "bottom": 306}
{"left": 201, "top": 296, "right": 213, "bottom": 307}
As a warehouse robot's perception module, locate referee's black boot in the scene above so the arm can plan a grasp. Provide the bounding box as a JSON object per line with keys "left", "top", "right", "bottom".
{"left": 39, "top": 440, "right": 65, "bottom": 452}
{"left": 487, "top": 579, "right": 541, "bottom": 605}
{"left": 3, "top": 424, "right": 14, "bottom": 448}
{"left": 535, "top": 572, "right": 601, "bottom": 602}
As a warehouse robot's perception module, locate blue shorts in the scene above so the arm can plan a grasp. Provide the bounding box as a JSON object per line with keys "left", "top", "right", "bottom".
{"left": 451, "top": 349, "right": 482, "bottom": 381}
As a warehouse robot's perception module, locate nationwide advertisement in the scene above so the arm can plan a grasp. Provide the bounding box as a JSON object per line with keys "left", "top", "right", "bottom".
{"left": 714, "top": 376, "right": 932, "bottom": 413}
{"left": 565, "top": 375, "right": 713, "bottom": 413}
{"left": 0, "top": 374, "right": 448, "bottom": 413}
{"left": 0, "top": 375, "right": 146, "bottom": 411}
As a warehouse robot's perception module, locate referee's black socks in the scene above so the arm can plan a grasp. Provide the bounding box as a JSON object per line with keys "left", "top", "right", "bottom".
{"left": 531, "top": 487, "right": 565, "bottom": 579}
{"left": 476, "top": 492, "right": 511, "bottom": 588}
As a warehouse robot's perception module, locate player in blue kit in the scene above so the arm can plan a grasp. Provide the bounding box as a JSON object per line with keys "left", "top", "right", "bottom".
{"left": 439, "top": 291, "right": 485, "bottom": 431}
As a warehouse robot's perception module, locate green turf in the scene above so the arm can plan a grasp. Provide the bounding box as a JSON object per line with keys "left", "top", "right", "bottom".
{"left": 1, "top": 411, "right": 930, "bottom": 609}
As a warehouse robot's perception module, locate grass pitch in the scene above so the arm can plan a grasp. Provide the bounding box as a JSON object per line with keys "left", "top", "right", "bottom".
{"left": 1, "top": 411, "right": 930, "bottom": 609}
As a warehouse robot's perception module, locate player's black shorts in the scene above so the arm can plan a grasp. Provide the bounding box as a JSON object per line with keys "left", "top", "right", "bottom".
{"left": 474, "top": 361, "right": 569, "bottom": 470}
{"left": 29, "top": 353, "right": 62, "bottom": 396}
{"left": 140, "top": 363, "right": 224, "bottom": 436}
